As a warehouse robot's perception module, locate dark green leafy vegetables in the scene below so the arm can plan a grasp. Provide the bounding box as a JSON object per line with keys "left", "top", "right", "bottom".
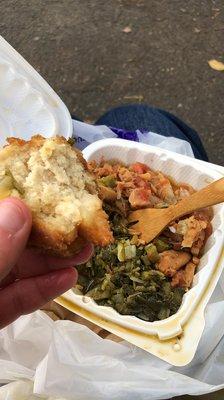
{"left": 77, "top": 159, "right": 212, "bottom": 321}
{"left": 77, "top": 201, "right": 185, "bottom": 322}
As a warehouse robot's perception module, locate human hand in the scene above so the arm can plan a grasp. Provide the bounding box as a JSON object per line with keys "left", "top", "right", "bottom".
{"left": 0, "top": 197, "right": 93, "bottom": 329}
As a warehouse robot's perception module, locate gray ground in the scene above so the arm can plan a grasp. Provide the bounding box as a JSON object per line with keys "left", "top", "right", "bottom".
{"left": 1, "top": 0, "right": 223, "bottom": 165}
{"left": 0, "top": 1, "right": 224, "bottom": 399}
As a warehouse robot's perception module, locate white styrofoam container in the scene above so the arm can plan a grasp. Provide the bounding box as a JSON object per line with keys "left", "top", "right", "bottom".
{"left": 0, "top": 35, "right": 72, "bottom": 146}
{"left": 1, "top": 35, "right": 224, "bottom": 364}
{"left": 59, "top": 138, "right": 224, "bottom": 342}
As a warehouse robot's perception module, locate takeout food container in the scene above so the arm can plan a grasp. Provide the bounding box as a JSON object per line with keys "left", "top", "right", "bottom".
{"left": 0, "top": 35, "right": 72, "bottom": 146}
{"left": 1, "top": 36, "right": 224, "bottom": 367}
{"left": 56, "top": 138, "right": 224, "bottom": 366}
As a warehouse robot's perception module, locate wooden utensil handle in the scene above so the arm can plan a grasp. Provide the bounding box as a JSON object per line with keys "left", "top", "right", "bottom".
{"left": 169, "top": 177, "right": 224, "bottom": 220}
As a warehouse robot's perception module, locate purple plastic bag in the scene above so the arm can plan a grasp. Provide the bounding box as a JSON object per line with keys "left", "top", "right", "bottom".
{"left": 109, "top": 127, "right": 139, "bottom": 142}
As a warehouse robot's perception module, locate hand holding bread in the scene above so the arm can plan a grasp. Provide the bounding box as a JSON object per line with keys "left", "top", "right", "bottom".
{"left": 0, "top": 135, "right": 113, "bottom": 256}
{"left": 0, "top": 135, "right": 111, "bottom": 328}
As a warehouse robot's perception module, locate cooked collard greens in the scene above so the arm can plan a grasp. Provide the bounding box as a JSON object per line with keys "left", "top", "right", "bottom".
{"left": 76, "top": 160, "right": 212, "bottom": 322}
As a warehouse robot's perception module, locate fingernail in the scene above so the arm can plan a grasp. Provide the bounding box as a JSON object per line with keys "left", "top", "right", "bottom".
{"left": 0, "top": 200, "right": 27, "bottom": 234}
{"left": 72, "top": 243, "right": 94, "bottom": 265}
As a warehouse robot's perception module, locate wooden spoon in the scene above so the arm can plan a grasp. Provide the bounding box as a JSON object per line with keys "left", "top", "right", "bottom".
{"left": 128, "top": 177, "right": 224, "bottom": 243}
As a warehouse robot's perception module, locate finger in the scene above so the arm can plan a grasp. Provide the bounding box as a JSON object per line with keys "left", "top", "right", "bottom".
{"left": 45, "top": 242, "right": 94, "bottom": 267}
{"left": 0, "top": 267, "right": 77, "bottom": 329}
{"left": 64, "top": 242, "right": 94, "bottom": 265}
{"left": 0, "top": 198, "right": 32, "bottom": 281}
{"left": 0, "top": 242, "right": 94, "bottom": 287}
{"left": 19, "top": 242, "right": 94, "bottom": 273}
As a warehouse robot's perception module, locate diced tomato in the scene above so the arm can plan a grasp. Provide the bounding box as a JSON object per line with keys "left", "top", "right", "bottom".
{"left": 129, "top": 188, "right": 152, "bottom": 208}
{"left": 131, "top": 162, "right": 149, "bottom": 174}
{"left": 133, "top": 176, "right": 149, "bottom": 189}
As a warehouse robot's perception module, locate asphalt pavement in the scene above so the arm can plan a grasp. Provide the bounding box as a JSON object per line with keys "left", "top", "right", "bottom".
{"left": 1, "top": 0, "right": 223, "bottom": 165}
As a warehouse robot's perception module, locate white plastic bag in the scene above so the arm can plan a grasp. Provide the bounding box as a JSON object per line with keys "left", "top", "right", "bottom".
{"left": 0, "top": 380, "right": 66, "bottom": 399}
{"left": 1, "top": 295, "right": 224, "bottom": 400}
{"left": 72, "top": 120, "right": 195, "bottom": 157}
{"left": 0, "top": 120, "right": 223, "bottom": 400}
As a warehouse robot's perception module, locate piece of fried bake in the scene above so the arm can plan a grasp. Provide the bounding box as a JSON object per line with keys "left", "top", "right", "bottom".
{"left": 0, "top": 135, "right": 113, "bottom": 257}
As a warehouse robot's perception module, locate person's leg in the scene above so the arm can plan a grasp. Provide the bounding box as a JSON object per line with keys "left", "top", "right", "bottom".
{"left": 95, "top": 104, "right": 208, "bottom": 161}
{"left": 157, "top": 108, "right": 209, "bottom": 162}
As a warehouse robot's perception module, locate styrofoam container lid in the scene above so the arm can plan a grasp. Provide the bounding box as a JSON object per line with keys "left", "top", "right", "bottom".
{"left": 0, "top": 35, "right": 72, "bottom": 145}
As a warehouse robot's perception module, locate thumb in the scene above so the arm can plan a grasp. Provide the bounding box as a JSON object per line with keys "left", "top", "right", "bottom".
{"left": 0, "top": 198, "right": 32, "bottom": 281}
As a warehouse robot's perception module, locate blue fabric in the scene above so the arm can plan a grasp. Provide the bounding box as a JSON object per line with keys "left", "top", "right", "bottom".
{"left": 95, "top": 105, "right": 208, "bottom": 161}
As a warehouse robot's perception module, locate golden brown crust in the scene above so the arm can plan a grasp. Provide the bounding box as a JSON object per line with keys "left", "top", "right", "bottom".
{"left": 78, "top": 208, "right": 114, "bottom": 247}
{"left": 29, "top": 229, "right": 87, "bottom": 257}
{"left": 28, "top": 215, "right": 87, "bottom": 257}
{"left": 6, "top": 135, "right": 85, "bottom": 163}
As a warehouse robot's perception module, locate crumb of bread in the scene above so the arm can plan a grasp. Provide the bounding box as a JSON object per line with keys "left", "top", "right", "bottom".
{"left": 0, "top": 135, "right": 113, "bottom": 256}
